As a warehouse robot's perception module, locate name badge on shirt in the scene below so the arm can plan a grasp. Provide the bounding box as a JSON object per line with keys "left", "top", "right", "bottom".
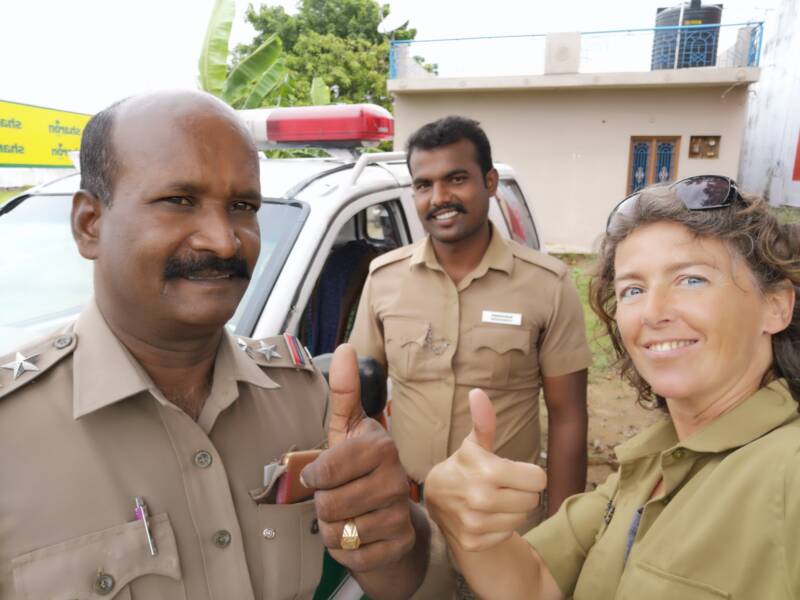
{"left": 481, "top": 310, "right": 522, "bottom": 326}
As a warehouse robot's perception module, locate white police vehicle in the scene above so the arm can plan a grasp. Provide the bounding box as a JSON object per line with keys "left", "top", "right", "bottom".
{"left": 0, "top": 104, "right": 542, "bottom": 356}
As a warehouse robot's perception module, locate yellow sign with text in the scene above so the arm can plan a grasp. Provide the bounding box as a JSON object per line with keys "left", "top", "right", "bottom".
{"left": 0, "top": 100, "right": 91, "bottom": 168}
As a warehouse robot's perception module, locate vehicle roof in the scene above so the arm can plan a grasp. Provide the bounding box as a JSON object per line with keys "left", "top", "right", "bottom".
{"left": 23, "top": 155, "right": 518, "bottom": 201}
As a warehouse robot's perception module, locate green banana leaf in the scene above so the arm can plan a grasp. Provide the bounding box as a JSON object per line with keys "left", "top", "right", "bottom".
{"left": 199, "top": 0, "right": 235, "bottom": 96}
{"left": 310, "top": 76, "right": 331, "bottom": 105}
{"left": 240, "top": 57, "right": 288, "bottom": 109}
{"left": 222, "top": 34, "right": 282, "bottom": 106}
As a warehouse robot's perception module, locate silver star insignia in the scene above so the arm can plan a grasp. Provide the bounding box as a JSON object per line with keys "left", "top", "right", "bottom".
{"left": 255, "top": 341, "right": 281, "bottom": 361}
{"left": 1, "top": 352, "right": 40, "bottom": 380}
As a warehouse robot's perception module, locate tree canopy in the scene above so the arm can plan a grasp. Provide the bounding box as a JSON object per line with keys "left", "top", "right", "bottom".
{"left": 237, "top": 0, "right": 420, "bottom": 110}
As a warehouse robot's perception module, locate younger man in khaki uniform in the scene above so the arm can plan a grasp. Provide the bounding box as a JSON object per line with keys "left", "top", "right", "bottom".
{"left": 350, "top": 116, "right": 591, "bottom": 520}
{"left": 0, "top": 91, "right": 430, "bottom": 599}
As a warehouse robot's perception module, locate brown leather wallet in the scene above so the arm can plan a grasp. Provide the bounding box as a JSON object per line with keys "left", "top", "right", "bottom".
{"left": 275, "top": 449, "right": 321, "bottom": 504}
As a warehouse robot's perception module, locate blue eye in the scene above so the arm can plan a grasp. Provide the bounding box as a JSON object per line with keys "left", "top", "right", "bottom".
{"left": 683, "top": 276, "right": 707, "bottom": 287}
{"left": 619, "top": 286, "right": 643, "bottom": 301}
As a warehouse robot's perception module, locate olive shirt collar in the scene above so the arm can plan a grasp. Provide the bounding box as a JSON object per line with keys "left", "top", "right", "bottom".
{"left": 408, "top": 222, "right": 515, "bottom": 288}
{"left": 615, "top": 380, "right": 797, "bottom": 464}
{"left": 72, "top": 300, "right": 278, "bottom": 430}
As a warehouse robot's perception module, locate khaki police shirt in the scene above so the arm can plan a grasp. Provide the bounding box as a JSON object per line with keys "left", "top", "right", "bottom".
{"left": 525, "top": 380, "right": 800, "bottom": 600}
{"left": 349, "top": 225, "right": 591, "bottom": 483}
{"left": 0, "top": 301, "right": 329, "bottom": 600}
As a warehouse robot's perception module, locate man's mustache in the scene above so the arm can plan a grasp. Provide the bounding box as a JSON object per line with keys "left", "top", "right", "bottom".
{"left": 426, "top": 203, "right": 467, "bottom": 220}
{"left": 163, "top": 254, "right": 251, "bottom": 280}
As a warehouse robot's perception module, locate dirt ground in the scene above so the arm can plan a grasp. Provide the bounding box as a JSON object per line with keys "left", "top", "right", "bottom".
{"left": 540, "top": 374, "right": 666, "bottom": 489}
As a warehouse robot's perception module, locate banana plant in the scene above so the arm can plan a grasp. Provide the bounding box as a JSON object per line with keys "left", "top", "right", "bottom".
{"left": 309, "top": 76, "right": 331, "bottom": 105}
{"left": 199, "top": 0, "right": 286, "bottom": 109}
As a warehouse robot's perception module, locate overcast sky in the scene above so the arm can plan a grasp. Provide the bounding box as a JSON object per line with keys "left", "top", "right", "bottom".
{"left": 1, "top": 0, "right": 777, "bottom": 114}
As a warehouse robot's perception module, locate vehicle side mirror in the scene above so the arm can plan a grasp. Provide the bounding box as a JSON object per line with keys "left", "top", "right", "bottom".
{"left": 311, "top": 353, "right": 387, "bottom": 419}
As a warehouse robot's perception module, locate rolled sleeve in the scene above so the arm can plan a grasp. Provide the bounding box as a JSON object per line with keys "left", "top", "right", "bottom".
{"left": 524, "top": 472, "right": 618, "bottom": 596}
{"left": 538, "top": 274, "right": 592, "bottom": 377}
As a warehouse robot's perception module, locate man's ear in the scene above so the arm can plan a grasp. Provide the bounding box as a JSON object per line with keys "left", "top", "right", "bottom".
{"left": 763, "top": 280, "right": 796, "bottom": 335}
{"left": 71, "top": 190, "right": 105, "bottom": 260}
{"left": 484, "top": 168, "right": 499, "bottom": 197}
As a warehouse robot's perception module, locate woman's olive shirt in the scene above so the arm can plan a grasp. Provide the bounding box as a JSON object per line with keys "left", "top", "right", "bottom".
{"left": 525, "top": 380, "right": 800, "bottom": 599}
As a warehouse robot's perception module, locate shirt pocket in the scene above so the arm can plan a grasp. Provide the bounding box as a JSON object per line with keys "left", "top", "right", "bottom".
{"left": 383, "top": 318, "right": 442, "bottom": 382}
{"left": 11, "top": 513, "right": 183, "bottom": 600}
{"left": 257, "top": 498, "right": 324, "bottom": 600}
{"left": 465, "top": 325, "right": 532, "bottom": 388}
{"left": 621, "top": 561, "right": 731, "bottom": 600}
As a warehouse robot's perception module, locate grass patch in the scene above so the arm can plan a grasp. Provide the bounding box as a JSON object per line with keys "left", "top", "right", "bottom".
{"left": 0, "top": 187, "right": 29, "bottom": 205}
{"left": 555, "top": 253, "right": 616, "bottom": 381}
{"left": 773, "top": 206, "right": 800, "bottom": 225}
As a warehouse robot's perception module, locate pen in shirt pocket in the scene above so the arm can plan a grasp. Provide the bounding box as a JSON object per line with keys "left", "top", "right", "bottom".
{"left": 134, "top": 496, "right": 158, "bottom": 556}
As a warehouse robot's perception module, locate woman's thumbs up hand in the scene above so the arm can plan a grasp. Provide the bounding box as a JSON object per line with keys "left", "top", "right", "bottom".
{"left": 425, "top": 388, "right": 547, "bottom": 552}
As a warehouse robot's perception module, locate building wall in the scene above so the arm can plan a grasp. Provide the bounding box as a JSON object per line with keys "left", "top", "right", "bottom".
{"left": 393, "top": 86, "right": 750, "bottom": 252}
{"left": 739, "top": 0, "right": 800, "bottom": 207}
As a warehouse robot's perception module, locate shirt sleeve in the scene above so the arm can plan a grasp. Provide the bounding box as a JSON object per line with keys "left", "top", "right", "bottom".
{"left": 537, "top": 272, "right": 592, "bottom": 377}
{"left": 347, "top": 272, "right": 387, "bottom": 370}
{"left": 524, "top": 471, "right": 619, "bottom": 597}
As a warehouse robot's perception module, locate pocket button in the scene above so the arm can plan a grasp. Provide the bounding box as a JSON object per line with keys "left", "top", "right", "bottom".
{"left": 212, "top": 530, "right": 232, "bottom": 548}
{"left": 194, "top": 450, "right": 213, "bottom": 469}
{"left": 93, "top": 571, "right": 115, "bottom": 595}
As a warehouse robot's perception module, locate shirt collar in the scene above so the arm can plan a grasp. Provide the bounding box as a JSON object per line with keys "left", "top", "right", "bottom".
{"left": 616, "top": 380, "right": 797, "bottom": 463}
{"left": 196, "top": 331, "right": 279, "bottom": 433}
{"left": 408, "top": 222, "right": 515, "bottom": 278}
{"left": 72, "top": 301, "right": 278, "bottom": 421}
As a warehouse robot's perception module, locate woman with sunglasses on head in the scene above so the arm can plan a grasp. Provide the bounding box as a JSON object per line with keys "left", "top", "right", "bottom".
{"left": 424, "top": 175, "right": 800, "bottom": 599}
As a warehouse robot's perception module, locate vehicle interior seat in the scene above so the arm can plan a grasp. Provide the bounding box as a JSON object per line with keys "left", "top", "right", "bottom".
{"left": 300, "top": 238, "right": 383, "bottom": 357}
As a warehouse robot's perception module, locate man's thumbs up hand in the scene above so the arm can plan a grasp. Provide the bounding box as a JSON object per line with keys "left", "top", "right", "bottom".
{"left": 326, "top": 343, "right": 366, "bottom": 448}
{"left": 300, "top": 344, "right": 417, "bottom": 575}
{"left": 425, "top": 388, "right": 547, "bottom": 553}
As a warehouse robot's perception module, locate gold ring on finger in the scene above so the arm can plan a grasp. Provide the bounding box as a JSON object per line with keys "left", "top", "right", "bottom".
{"left": 340, "top": 518, "right": 361, "bottom": 550}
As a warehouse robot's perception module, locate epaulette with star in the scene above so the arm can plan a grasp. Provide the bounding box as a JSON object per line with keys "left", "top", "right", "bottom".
{"left": 0, "top": 332, "right": 77, "bottom": 400}
{"left": 236, "top": 333, "right": 316, "bottom": 373}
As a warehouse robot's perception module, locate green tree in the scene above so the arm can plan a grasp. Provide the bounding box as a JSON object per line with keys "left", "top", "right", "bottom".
{"left": 238, "top": 0, "right": 424, "bottom": 110}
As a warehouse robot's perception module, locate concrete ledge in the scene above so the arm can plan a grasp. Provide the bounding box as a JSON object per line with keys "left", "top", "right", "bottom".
{"left": 388, "top": 67, "right": 760, "bottom": 93}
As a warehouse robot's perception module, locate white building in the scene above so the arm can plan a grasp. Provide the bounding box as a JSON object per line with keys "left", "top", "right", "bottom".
{"left": 738, "top": 0, "right": 800, "bottom": 207}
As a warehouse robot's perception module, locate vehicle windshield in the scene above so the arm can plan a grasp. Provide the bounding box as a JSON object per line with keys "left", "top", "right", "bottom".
{"left": 0, "top": 194, "right": 305, "bottom": 350}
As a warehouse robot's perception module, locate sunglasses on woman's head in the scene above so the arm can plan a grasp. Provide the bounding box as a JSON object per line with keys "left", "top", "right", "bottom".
{"left": 606, "top": 175, "right": 741, "bottom": 231}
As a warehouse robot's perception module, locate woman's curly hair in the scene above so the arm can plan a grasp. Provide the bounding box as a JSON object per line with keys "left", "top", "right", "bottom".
{"left": 590, "top": 185, "right": 800, "bottom": 408}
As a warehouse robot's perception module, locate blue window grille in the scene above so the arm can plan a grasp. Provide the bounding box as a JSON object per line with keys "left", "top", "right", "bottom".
{"left": 629, "top": 137, "right": 679, "bottom": 194}
{"left": 631, "top": 142, "right": 650, "bottom": 193}
{"left": 655, "top": 142, "right": 676, "bottom": 183}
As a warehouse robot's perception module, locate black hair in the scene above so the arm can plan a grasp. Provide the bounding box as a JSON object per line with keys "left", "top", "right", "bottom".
{"left": 79, "top": 97, "right": 129, "bottom": 206}
{"left": 405, "top": 115, "right": 494, "bottom": 178}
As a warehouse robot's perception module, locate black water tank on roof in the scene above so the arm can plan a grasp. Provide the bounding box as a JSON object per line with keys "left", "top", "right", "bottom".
{"left": 651, "top": 0, "right": 723, "bottom": 70}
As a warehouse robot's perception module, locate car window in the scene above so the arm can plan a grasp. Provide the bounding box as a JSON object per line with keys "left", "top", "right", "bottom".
{"left": 228, "top": 200, "right": 307, "bottom": 334}
{"left": 298, "top": 200, "right": 407, "bottom": 356}
{"left": 0, "top": 194, "right": 92, "bottom": 328}
{"left": 0, "top": 194, "right": 305, "bottom": 340}
{"left": 494, "top": 180, "right": 540, "bottom": 249}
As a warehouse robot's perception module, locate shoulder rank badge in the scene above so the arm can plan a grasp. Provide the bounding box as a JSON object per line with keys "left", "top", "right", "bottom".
{"left": 283, "top": 333, "right": 310, "bottom": 368}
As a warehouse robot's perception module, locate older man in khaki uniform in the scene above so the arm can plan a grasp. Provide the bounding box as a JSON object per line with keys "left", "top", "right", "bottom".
{"left": 350, "top": 116, "right": 591, "bottom": 521}
{"left": 0, "top": 91, "right": 431, "bottom": 599}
